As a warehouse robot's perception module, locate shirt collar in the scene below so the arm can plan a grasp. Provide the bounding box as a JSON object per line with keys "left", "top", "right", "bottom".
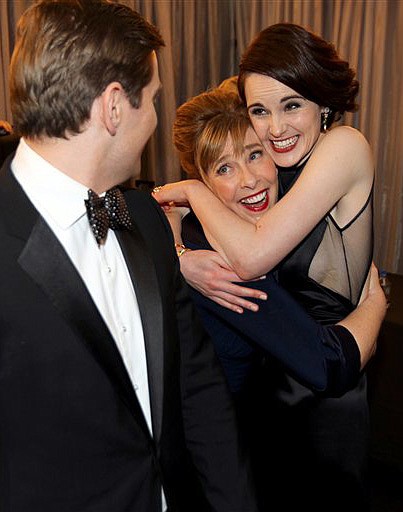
{"left": 11, "top": 138, "right": 90, "bottom": 230}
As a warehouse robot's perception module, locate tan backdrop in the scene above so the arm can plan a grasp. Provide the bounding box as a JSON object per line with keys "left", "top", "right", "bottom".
{"left": 1, "top": 0, "right": 402, "bottom": 274}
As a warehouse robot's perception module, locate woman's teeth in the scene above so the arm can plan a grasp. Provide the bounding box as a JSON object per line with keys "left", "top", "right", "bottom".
{"left": 241, "top": 190, "right": 267, "bottom": 205}
{"left": 271, "top": 135, "right": 298, "bottom": 149}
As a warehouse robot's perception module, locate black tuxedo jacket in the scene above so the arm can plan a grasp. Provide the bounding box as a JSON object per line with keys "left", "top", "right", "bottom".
{"left": 0, "top": 157, "right": 256, "bottom": 512}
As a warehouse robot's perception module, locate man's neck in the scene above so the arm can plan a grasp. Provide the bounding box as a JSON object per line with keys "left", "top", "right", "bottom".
{"left": 25, "top": 132, "right": 110, "bottom": 193}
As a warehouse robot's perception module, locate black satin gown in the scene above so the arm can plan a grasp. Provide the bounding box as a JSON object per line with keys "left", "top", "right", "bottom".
{"left": 182, "top": 158, "right": 373, "bottom": 509}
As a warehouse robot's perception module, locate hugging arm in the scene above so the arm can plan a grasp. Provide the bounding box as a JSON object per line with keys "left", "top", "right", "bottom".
{"left": 164, "top": 206, "right": 268, "bottom": 313}
{"left": 338, "top": 263, "right": 387, "bottom": 366}
{"left": 179, "top": 249, "right": 267, "bottom": 313}
{"left": 153, "top": 128, "right": 374, "bottom": 280}
{"left": 189, "top": 266, "right": 386, "bottom": 397}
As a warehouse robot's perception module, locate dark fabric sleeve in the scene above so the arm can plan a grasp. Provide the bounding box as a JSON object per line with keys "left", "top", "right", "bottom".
{"left": 189, "top": 291, "right": 260, "bottom": 393}
{"left": 190, "top": 275, "right": 361, "bottom": 397}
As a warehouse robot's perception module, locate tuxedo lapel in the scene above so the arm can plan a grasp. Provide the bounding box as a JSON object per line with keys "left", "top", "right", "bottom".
{"left": 20, "top": 219, "right": 151, "bottom": 436}
{"left": 1, "top": 166, "right": 151, "bottom": 439}
{"left": 116, "top": 228, "right": 164, "bottom": 446}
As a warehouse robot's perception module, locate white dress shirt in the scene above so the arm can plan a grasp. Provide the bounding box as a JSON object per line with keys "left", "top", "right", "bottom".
{"left": 12, "top": 139, "right": 153, "bottom": 432}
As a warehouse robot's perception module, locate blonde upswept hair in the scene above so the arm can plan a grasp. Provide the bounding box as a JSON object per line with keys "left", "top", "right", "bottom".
{"left": 173, "top": 88, "right": 251, "bottom": 180}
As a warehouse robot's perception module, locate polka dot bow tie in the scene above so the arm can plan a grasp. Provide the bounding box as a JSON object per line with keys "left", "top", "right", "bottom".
{"left": 85, "top": 187, "right": 133, "bottom": 245}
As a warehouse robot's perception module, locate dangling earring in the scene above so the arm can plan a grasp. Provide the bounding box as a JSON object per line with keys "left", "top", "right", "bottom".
{"left": 321, "top": 107, "right": 330, "bottom": 132}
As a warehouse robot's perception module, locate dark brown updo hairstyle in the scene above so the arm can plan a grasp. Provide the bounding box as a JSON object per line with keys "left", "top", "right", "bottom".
{"left": 238, "top": 23, "right": 359, "bottom": 129}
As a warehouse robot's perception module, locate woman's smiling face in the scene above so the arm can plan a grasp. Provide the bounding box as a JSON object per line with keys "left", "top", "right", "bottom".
{"left": 244, "top": 73, "right": 323, "bottom": 168}
{"left": 204, "top": 126, "right": 278, "bottom": 223}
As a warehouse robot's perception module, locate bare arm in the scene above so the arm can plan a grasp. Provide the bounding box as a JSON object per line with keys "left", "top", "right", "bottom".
{"left": 153, "top": 127, "right": 374, "bottom": 280}
{"left": 164, "top": 206, "right": 268, "bottom": 313}
{"left": 338, "top": 263, "right": 387, "bottom": 369}
{"left": 180, "top": 250, "right": 267, "bottom": 313}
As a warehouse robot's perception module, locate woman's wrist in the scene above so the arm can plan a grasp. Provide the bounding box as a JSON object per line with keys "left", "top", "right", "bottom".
{"left": 186, "top": 179, "right": 208, "bottom": 201}
{"left": 175, "top": 243, "right": 192, "bottom": 258}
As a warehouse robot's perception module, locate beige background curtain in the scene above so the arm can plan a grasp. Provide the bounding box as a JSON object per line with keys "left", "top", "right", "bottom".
{"left": 1, "top": 0, "right": 402, "bottom": 274}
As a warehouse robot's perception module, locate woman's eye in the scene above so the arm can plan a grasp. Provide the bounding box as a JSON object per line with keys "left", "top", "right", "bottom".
{"left": 250, "top": 150, "right": 262, "bottom": 161}
{"left": 285, "top": 101, "right": 301, "bottom": 111}
{"left": 217, "top": 164, "right": 230, "bottom": 175}
{"left": 249, "top": 106, "right": 267, "bottom": 116}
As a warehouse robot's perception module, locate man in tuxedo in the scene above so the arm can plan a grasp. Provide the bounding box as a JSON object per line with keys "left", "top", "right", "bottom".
{"left": 0, "top": 2, "right": 257, "bottom": 511}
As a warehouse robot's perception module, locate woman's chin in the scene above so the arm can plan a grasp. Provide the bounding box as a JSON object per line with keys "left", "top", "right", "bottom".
{"left": 271, "top": 152, "right": 300, "bottom": 168}
{"left": 238, "top": 206, "right": 269, "bottom": 223}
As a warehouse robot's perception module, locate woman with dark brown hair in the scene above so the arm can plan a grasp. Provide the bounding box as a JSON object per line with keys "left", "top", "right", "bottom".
{"left": 154, "top": 23, "right": 377, "bottom": 510}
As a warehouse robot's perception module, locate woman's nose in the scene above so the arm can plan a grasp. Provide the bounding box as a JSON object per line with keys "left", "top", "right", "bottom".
{"left": 268, "top": 114, "right": 286, "bottom": 138}
{"left": 240, "top": 165, "right": 258, "bottom": 188}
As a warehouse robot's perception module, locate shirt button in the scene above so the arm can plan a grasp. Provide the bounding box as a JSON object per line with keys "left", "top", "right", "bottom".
{"left": 122, "top": 325, "right": 127, "bottom": 332}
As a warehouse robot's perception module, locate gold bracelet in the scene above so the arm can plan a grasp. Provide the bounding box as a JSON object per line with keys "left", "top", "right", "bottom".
{"left": 175, "top": 243, "right": 192, "bottom": 258}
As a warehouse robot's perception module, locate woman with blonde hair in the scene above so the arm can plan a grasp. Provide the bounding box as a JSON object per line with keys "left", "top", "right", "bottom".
{"left": 155, "top": 23, "right": 380, "bottom": 510}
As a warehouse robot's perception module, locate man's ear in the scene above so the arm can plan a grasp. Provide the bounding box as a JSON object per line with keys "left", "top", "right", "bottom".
{"left": 100, "top": 82, "right": 125, "bottom": 136}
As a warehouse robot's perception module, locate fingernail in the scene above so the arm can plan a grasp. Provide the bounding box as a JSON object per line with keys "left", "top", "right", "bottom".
{"left": 249, "top": 304, "right": 259, "bottom": 312}
{"left": 259, "top": 294, "right": 267, "bottom": 300}
{"left": 259, "top": 275, "right": 267, "bottom": 280}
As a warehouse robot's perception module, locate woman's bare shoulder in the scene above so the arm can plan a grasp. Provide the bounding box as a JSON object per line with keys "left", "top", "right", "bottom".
{"left": 315, "top": 125, "right": 373, "bottom": 168}
{"left": 322, "top": 125, "right": 370, "bottom": 150}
